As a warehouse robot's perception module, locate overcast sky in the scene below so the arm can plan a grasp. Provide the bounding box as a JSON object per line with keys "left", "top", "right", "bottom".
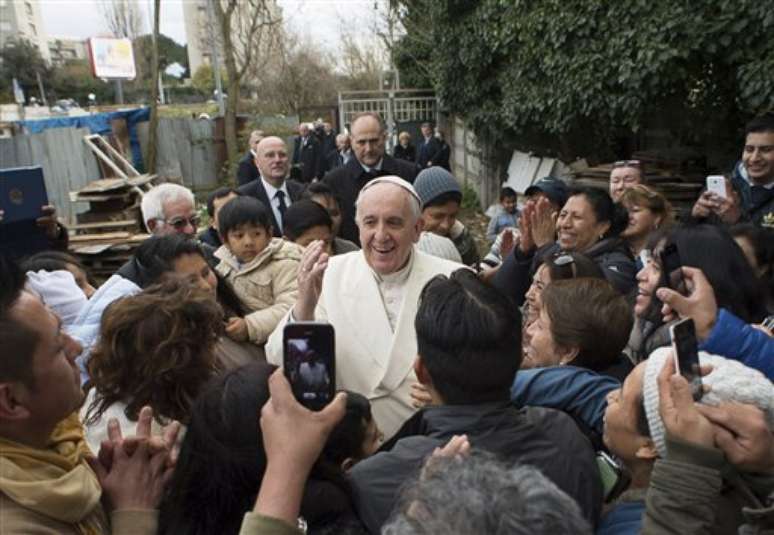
{"left": 40, "top": 0, "right": 379, "bottom": 51}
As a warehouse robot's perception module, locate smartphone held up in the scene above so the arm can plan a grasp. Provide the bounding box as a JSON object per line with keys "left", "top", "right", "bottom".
{"left": 705, "top": 175, "right": 727, "bottom": 199}
{"left": 669, "top": 318, "right": 703, "bottom": 401}
{"left": 659, "top": 243, "right": 688, "bottom": 297}
{"left": 283, "top": 322, "right": 336, "bottom": 411}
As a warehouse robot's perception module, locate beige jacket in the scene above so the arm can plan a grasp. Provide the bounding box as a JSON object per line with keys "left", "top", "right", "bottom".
{"left": 0, "top": 493, "right": 158, "bottom": 535}
{"left": 215, "top": 239, "right": 302, "bottom": 344}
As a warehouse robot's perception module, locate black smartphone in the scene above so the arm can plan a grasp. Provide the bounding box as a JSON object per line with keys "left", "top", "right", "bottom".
{"left": 283, "top": 322, "right": 335, "bottom": 411}
{"left": 659, "top": 243, "right": 688, "bottom": 296}
{"left": 669, "top": 318, "right": 703, "bottom": 401}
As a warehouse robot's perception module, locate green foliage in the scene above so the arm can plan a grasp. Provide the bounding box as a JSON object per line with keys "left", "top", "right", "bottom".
{"left": 49, "top": 59, "right": 114, "bottom": 104}
{"left": 394, "top": 0, "right": 774, "bottom": 159}
{"left": 133, "top": 33, "right": 189, "bottom": 82}
{"left": 0, "top": 38, "right": 51, "bottom": 102}
{"left": 191, "top": 64, "right": 229, "bottom": 96}
{"left": 461, "top": 181, "right": 480, "bottom": 211}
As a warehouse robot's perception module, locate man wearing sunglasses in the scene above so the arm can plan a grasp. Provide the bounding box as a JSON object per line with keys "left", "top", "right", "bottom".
{"left": 609, "top": 160, "right": 644, "bottom": 203}
{"left": 140, "top": 183, "right": 199, "bottom": 238}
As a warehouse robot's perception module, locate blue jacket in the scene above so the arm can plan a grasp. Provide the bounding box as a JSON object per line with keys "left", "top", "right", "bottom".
{"left": 512, "top": 367, "right": 620, "bottom": 437}
{"left": 596, "top": 500, "right": 645, "bottom": 535}
{"left": 700, "top": 308, "right": 774, "bottom": 380}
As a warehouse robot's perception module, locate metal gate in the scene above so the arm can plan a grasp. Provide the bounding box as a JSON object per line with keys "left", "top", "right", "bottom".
{"left": 338, "top": 89, "right": 438, "bottom": 150}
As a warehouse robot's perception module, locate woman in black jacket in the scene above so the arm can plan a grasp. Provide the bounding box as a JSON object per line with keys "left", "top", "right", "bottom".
{"left": 393, "top": 131, "right": 416, "bottom": 163}
{"left": 492, "top": 185, "right": 637, "bottom": 304}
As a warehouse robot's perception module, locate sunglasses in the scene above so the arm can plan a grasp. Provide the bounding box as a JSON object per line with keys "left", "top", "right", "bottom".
{"left": 613, "top": 160, "right": 642, "bottom": 169}
{"left": 552, "top": 253, "right": 578, "bottom": 279}
{"left": 164, "top": 215, "right": 201, "bottom": 230}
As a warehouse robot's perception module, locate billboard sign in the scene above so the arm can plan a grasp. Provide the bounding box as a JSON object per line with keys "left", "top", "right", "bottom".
{"left": 88, "top": 37, "right": 136, "bottom": 80}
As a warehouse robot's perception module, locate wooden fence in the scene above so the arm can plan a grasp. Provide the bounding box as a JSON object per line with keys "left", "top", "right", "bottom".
{"left": 137, "top": 118, "right": 219, "bottom": 191}
{"left": 0, "top": 127, "right": 100, "bottom": 222}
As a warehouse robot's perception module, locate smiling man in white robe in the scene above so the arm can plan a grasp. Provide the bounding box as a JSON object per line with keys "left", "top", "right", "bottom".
{"left": 266, "top": 176, "right": 461, "bottom": 439}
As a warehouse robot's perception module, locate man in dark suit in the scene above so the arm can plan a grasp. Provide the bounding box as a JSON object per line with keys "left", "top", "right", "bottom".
{"left": 322, "top": 133, "right": 352, "bottom": 174}
{"left": 323, "top": 112, "right": 419, "bottom": 245}
{"left": 320, "top": 122, "right": 337, "bottom": 155}
{"left": 236, "top": 130, "right": 264, "bottom": 186}
{"left": 292, "top": 123, "right": 321, "bottom": 183}
{"left": 416, "top": 122, "right": 441, "bottom": 169}
{"left": 238, "top": 136, "right": 305, "bottom": 237}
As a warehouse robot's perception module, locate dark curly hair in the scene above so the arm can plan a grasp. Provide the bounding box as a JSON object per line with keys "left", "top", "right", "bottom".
{"left": 85, "top": 276, "right": 223, "bottom": 426}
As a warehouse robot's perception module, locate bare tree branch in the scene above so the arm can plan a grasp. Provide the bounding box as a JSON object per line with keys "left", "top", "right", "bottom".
{"left": 99, "top": 0, "right": 144, "bottom": 39}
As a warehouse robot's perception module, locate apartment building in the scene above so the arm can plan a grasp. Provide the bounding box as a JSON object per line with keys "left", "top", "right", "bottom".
{"left": 0, "top": 0, "right": 51, "bottom": 62}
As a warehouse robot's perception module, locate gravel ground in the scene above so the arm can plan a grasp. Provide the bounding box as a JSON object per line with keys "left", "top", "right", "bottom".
{"left": 459, "top": 207, "right": 492, "bottom": 258}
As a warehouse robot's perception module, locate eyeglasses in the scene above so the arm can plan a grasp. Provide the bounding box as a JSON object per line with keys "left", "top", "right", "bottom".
{"left": 613, "top": 160, "right": 642, "bottom": 169}
{"left": 162, "top": 215, "right": 200, "bottom": 230}
{"left": 552, "top": 253, "right": 578, "bottom": 279}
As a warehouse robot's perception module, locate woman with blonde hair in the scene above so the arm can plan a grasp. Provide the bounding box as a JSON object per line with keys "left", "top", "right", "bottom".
{"left": 620, "top": 184, "right": 674, "bottom": 265}
{"left": 393, "top": 131, "right": 416, "bottom": 163}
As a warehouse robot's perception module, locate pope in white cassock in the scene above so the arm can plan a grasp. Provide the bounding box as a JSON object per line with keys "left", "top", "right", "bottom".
{"left": 266, "top": 176, "right": 461, "bottom": 440}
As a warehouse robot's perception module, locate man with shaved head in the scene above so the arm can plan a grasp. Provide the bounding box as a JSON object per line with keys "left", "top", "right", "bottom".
{"left": 238, "top": 136, "right": 305, "bottom": 237}
{"left": 324, "top": 112, "right": 419, "bottom": 245}
{"left": 266, "top": 176, "right": 460, "bottom": 439}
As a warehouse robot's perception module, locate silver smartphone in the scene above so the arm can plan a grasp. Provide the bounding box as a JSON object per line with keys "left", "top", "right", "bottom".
{"left": 706, "top": 175, "right": 726, "bottom": 199}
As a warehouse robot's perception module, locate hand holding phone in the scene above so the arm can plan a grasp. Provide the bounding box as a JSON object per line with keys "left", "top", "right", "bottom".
{"left": 669, "top": 318, "right": 703, "bottom": 401}
{"left": 706, "top": 175, "right": 727, "bottom": 199}
{"left": 659, "top": 243, "right": 688, "bottom": 296}
{"left": 283, "top": 322, "right": 335, "bottom": 411}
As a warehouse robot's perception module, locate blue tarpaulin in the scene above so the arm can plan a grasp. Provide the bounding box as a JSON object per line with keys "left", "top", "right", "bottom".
{"left": 17, "top": 108, "right": 150, "bottom": 170}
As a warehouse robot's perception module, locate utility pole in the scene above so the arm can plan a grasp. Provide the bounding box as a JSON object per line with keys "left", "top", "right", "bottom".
{"left": 35, "top": 72, "right": 48, "bottom": 106}
{"left": 206, "top": 0, "right": 225, "bottom": 116}
{"left": 115, "top": 79, "right": 124, "bottom": 104}
{"left": 147, "top": 0, "right": 161, "bottom": 173}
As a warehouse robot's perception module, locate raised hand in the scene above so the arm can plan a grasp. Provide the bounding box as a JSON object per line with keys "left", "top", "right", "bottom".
{"left": 294, "top": 240, "right": 330, "bottom": 321}
{"left": 656, "top": 266, "right": 718, "bottom": 341}
{"left": 656, "top": 355, "right": 715, "bottom": 449}
{"left": 530, "top": 196, "right": 558, "bottom": 248}
{"left": 697, "top": 402, "right": 774, "bottom": 473}
{"left": 518, "top": 201, "right": 536, "bottom": 253}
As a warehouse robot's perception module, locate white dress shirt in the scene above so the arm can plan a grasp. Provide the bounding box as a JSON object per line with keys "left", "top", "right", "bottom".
{"left": 260, "top": 176, "right": 292, "bottom": 232}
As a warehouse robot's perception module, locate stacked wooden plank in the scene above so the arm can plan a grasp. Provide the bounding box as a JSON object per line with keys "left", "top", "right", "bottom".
{"left": 68, "top": 175, "right": 156, "bottom": 280}
{"left": 572, "top": 149, "right": 707, "bottom": 219}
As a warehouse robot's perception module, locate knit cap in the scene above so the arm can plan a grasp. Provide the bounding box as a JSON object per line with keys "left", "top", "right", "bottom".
{"left": 25, "top": 269, "right": 88, "bottom": 327}
{"left": 642, "top": 346, "right": 774, "bottom": 458}
{"left": 413, "top": 167, "right": 462, "bottom": 209}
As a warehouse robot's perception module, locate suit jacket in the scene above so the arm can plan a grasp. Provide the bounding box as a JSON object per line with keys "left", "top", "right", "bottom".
{"left": 265, "top": 248, "right": 460, "bottom": 439}
{"left": 236, "top": 151, "right": 259, "bottom": 187}
{"left": 416, "top": 136, "right": 441, "bottom": 168}
{"left": 292, "top": 136, "right": 321, "bottom": 182}
{"left": 323, "top": 154, "right": 419, "bottom": 244}
{"left": 322, "top": 148, "right": 345, "bottom": 174}
{"left": 237, "top": 177, "right": 305, "bottom": 237}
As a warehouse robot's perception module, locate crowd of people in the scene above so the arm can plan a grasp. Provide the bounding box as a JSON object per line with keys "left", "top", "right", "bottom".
{"left": 1, "top": 110, "right": 773, "bottom": 535}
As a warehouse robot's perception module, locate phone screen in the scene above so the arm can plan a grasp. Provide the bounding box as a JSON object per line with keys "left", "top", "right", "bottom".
{"left": 283, "top": 323, "right": 335, "bottom": 411}
{"left": 670, "top": 318, "right": 702, "bottom": 401}
{"left": 659, "top": 243, "right": 688, "bottom": 296}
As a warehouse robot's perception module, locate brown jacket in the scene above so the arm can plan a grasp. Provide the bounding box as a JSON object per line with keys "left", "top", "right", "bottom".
{"left": 215, "top": 239, "right": 302, "bottom": 344}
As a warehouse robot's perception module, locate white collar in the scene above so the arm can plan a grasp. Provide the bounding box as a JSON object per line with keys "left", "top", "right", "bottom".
{"left": 747, "top": 176, "right": 774, "bottom": 189}
{"left": 360, "top": 158, "right": 384, "bottom": 174}
{"left": 261, "top": 175, "right": 289, "bottom": 199}
{"left": 369, "top": 248, "right": 415, "bottom": 284}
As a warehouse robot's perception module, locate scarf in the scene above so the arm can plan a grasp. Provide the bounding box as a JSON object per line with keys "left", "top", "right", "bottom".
{"left": 0, "top": 413, "right": 103, "bottom": 535}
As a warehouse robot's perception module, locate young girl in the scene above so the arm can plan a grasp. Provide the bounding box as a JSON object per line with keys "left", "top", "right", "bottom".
{"left": 215, "top": 196, "right": 303, "bottom": 344}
